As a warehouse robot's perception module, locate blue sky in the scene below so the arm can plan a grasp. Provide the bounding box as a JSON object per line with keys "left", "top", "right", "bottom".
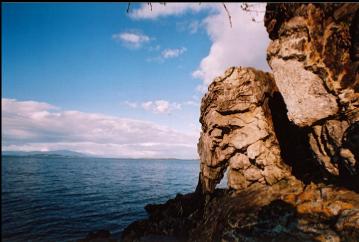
{"left": 2, "top": 3, "right": 269, "bottom": 158}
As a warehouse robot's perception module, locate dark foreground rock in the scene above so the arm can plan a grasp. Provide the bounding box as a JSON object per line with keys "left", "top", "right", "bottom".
{"left": 122, "top": 192, "right": 203, "bottom": 242}
{"left": 78, "top": 229, "right": 116, "bottom": 242}
{"left": 122, "top": 178, "right": 359, "bottom": 242}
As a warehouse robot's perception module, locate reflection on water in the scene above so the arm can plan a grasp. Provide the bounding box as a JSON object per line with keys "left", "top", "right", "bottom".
{"left": 2, "top": 157, "right": 202, "bottom": 241}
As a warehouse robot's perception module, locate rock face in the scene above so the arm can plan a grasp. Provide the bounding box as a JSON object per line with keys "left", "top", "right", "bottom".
{"left": 121, "top": 3, "right": 359, "bottom": 242}
{"left": 197, "top": 67, "right": 292, "bottom": 193}
{"left": 265, "top": 3, "right": 359, "bottom": 179}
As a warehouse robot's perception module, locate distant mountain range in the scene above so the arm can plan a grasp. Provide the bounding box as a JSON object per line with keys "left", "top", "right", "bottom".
{"left": 2, "top": 150, "right": 89, "bottom": 158}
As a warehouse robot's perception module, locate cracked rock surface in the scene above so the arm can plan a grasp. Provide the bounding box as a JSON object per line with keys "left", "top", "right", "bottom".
{"left": 197, "top": 67, "right": 292, "bottom": 193}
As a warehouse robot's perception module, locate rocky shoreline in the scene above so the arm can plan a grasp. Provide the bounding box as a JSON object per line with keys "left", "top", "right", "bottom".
{"left": 81, "top": 3, "right": 359, "bottom": 242}
{"left": 121, "top": 179, "right": 359, "bottom": 242}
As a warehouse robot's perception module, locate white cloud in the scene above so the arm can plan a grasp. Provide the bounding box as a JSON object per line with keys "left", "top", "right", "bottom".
{"left": 2, "top": 98, "right": 198, "bottom": 159}
{"left": 161, "top": 47, "right": 187, "bottom": 59}
{"left": 141, "top": 100, "right": 181, "bottom": 114}
{"left": 141, "top": 101, "right": 153, "bottom": 110}
{"left": 125, "top": 99, "right": 198, "bottom": 113}
{"left": 183, "top": 100, "right": 200, "bottom": 107}
{"left": 176, "top": 20, "right": 203, "bottom": 34}
{"left": 147, "top": 45, "right": 161, "bottom": 52}
{"left": 124, "top": 101, "right": 138, "bottom": 108}
{"left": 130, "top": 3, "right": 214, "bottom": 20}
{"left": 189, "top": 20, "right": 201, "bottom": 34}
{"left": 146, "top": 47, "right": 187, "bottom": 62}
{"left": 192, "top": 3, "right": 270, "bottom": 91}
{"left": 112, "top": 31, "right": 151, "bottom": 48}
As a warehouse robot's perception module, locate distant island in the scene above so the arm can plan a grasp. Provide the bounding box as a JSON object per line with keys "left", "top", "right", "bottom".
{"left": 2, "top": 150, "right": 90, "bottom": 158}
{"left": 2, "top": 150, "right": 199, "bottom": 160}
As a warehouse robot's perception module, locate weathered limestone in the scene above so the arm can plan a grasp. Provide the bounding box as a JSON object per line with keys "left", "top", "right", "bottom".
{"left": 269, "top": 58, "right": 339, "bottom": 126}
{"left": 265, "top": 3, "right": 359, "bottom": 178}
{"left": 197, "top": 67, "right": 292, "bottom": 193}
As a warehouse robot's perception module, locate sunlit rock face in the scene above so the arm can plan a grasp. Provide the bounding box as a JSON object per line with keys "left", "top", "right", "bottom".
{"left": 265, "top": 3, "right": 359, "bottom": 179}
{"left": 197, "top": 67, "right": 292, "bottom": 193}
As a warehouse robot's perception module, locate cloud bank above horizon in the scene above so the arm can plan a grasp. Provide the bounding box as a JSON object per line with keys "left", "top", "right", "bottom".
{"left": 2, "top": 98, "right": 198, "bottom": 159}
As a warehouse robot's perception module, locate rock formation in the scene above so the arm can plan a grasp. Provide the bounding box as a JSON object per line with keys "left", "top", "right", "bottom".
{"left": 197, "top": 67, "right": 292, "bottom": 193}
{"left": 265, "top": 3, "right": 359, "bottom": 181}
{"left": 121, "top": 3, "right": 359, "bottom": 242}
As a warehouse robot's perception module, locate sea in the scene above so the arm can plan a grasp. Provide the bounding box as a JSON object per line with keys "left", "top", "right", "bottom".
{"left": 2, "top": 156, "right": 227, "bottom": 241}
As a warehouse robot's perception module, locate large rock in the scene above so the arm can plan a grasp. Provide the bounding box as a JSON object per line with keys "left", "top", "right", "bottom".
{"left": 197, "top": 67, "right": 292, "bottom": 193}
{"left": 265, "top": 3, "right": 359, "bottom": 180}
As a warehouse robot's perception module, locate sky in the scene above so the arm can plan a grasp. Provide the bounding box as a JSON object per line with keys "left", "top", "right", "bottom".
{"left": 2, "top": 3, "right": 270, "bottom": 159}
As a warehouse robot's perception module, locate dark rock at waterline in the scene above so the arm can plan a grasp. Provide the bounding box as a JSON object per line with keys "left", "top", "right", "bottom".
{"left": 122, "top": 192, "right": 204, "bottom": 242}
{"left": 78, "top": 229, "right": 116, "bottom": 242}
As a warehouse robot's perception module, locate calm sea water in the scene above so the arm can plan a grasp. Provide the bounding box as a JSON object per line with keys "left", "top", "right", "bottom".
{"left": 1, "top": 156, "right": 206, "bottom": 241}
